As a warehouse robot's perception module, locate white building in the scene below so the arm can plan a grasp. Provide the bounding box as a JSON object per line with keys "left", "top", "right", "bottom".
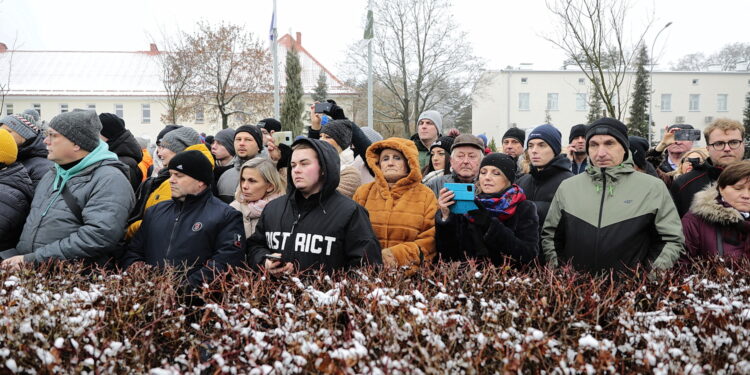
{"left": 472, "top": 67, "right": 750, "bottom": 146}
{"left": 0, "top": 32, "right": 356, "bottom": 140}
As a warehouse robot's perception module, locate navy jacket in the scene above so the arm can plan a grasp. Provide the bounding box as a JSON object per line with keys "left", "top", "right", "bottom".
{"left": 247, "top": 138, "right": 382, "bottom": 272}
{"left": 0, "top": 163, "right": 34, "bottom": 251}
{"left": 122, "top": 188, "right": 245, "bottom": 287}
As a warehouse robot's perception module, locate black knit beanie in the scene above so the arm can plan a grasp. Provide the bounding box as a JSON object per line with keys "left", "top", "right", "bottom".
{"left": 585, "top": 117, "right": 629, "bottom": 157}
{"left": 568, "top": 124, "right": 587, "bottom": 143}
{"left": 168, "top": 150, "right": 214, "bottom": 186}
{"left": 320, "top": 120, "right": 353, "bottom": 150}
{"left": 480, "top": 152, "right": 518, "bottom": 184}
{"left": 235, "top": 125, "right": 264, "bottom": 152}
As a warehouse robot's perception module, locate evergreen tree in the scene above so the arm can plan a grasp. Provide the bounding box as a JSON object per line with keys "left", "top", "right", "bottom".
{"left": 312, "top": 71, "right": 328, "bottom": 103}
{"left": 587, "top": 82, "right": 604, "bottom": 124}
{"left": 281, "top": 46, "right": 304, "bottom": 135}
{"left": 488, "top": 137, "right": 498, "bottom": 152}
{"left": 627, "top": 45, "right": 650, "bottom": 137}
{"left": 744, "top": 92, "right": 750, "bottom": 159}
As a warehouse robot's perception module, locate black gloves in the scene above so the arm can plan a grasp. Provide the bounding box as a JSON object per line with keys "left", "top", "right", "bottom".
{"left": 468, "top": 201, "right": 491, "bottom": 232}
{"left": 323, "top": 99, "right": 347, "bottom": 120}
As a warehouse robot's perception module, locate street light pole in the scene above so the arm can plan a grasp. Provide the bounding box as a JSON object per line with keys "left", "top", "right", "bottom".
{"left": 647, "top": 21, "right": 673, "bottom": 145}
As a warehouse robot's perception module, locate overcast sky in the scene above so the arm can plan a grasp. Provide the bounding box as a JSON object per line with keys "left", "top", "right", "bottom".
{"left": 1, "top": 0, "right": 748, "bottom": 77}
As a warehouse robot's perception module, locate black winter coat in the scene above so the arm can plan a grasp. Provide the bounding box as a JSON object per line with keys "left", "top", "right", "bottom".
{"left": 247, "top": 138, "right": 382, "bottom": 272}
{"left": 17, "top": 135, "right": 52, "bottom": 188}
{"left": 0, "top": 163, "right": 34, "bottom": 250}
{"left": 107, "top": 130, "right": 143, "bottom": 191}
{"left": 516, "top": 154, "right": 574, "bottom": 227}
{"left": 670, "top": 158, "right": 723, "bottom": 217}
{"left": 435, "top": 199, "right": 539, "bottom": 266}
{"left": 121, "top": 188, "right": 245, "bottom": 288}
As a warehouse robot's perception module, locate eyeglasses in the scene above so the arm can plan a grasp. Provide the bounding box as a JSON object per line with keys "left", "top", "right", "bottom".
{"left": 707, "top": 140, "right": 743, "bottom": 151}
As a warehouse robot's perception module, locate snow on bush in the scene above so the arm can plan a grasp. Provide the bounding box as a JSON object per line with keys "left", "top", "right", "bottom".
{"left": 0, "top": 259, "right": 748, "bottom": 373}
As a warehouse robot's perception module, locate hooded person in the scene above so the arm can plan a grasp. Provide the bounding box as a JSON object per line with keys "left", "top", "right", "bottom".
{"left": 435, "top": 152, "right": 539, "bottom": 266}
{"left": 0, "top": 110, "right": 135, "bottom": 267}
{"left": 99, "top": 113, "right": 144, "bottom": 191}
{"left": 320, "top": 119, "right": 362, "bottom": 197}
{"left": 0, "top": 111, "right": 52, "bottom": 188}
{"left": 542, "top": 117, "right": 684, "bottom": 274}
{"left": 127, "top": 126, "right": 213, "bottom": 239}
{"left": 0, "top": 129, "right": 34, "bottom": 251}
{"left": 216, "top": 125, "right": 264, "bottom": 203}
{"left": 410, "top": 110, "right": 443, "bottom": 169}
{"left": 246, "top": 138, "right": 382, "bottom": 273}
{"left": 353, "top": 137, "right": 437, "bottom": 269}
{"left": 516, "top": 124, "right": 573, "bottom": 248}
{"left": 628, "top": 136, "right": 659, "bottom": 177}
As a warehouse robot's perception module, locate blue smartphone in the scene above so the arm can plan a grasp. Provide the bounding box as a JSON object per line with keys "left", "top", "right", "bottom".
{"left": 444, "top": 183, "right": 478, "bottom": 214}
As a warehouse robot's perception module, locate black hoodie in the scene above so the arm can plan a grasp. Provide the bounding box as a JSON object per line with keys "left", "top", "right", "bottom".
{"left": 516, "top": 154, "right": 574, "bottom": 228}
{"left": 246, "top": 138, "right": 382, "bottom": 272}
{"left": 17, "top": 135, "right": 52, "bottom": 188}
{"left": 106, "top": 129, "right": 144, "bottom": 191}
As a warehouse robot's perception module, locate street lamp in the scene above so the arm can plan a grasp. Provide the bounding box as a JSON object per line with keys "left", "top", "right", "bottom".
{"left": 647, "top": 21, "right": 673, "bottom": 145}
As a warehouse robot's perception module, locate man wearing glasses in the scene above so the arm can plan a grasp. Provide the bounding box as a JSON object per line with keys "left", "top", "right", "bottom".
{"left": 0, "top": 110, "right": 134, "bottom": 268}
{"left": 671, "top": 118, "right": 746, "bottom": 217}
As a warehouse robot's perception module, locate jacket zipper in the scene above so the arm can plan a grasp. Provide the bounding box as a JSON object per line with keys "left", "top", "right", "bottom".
{"left": 595, "top": 169, "right": 607, "bottom": 269}
{"left": 165, "top": 204, "right": 183, "bottom": 258}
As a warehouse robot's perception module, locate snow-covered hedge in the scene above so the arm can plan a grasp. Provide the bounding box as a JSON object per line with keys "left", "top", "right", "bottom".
{"left": 1, "top": 260, "right": 749, "bottom": 374}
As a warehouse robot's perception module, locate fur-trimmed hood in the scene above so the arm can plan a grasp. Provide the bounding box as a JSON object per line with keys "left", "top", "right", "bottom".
{"left": 366, "top": 137, "right": 422, "bottom": 195}
{"left": 689, "top": 183, "right": 745, "bottom": 226}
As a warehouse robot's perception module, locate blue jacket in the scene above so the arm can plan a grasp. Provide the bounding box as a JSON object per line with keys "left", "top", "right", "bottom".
{"left": 121, "top": 188, "right": 245, "bottom": 287}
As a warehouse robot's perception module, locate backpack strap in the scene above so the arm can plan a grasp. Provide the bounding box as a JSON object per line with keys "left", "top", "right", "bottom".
{"left": 60, "top": 184, "right": 84, "bottom": 224}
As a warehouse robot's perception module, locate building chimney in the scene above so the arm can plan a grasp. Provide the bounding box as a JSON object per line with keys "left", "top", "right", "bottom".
{"left": 0, "top": 43, "right": 7, "bottom": 53}
{"left": 296, "top": 32, "right": 302, "bottom": 47}
{"left": 149, "top": 43, "right": 159, "bottom": 55}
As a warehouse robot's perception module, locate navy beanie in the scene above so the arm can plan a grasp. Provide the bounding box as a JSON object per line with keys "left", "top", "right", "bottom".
{"left": 586, "top": 117, "right": 629, "bottom": 157}
{"left": 527, "top": 124, "right": 562, "bottom": 156}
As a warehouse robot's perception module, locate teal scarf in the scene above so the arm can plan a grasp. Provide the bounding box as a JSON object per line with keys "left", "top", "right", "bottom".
{"left": 42, "top": 140, "right": 119, "bottom": 217}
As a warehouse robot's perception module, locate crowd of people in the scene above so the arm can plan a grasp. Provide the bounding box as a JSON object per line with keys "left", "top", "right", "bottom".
{"left": 0, "top": 101, "right": 748, "bottom": 290}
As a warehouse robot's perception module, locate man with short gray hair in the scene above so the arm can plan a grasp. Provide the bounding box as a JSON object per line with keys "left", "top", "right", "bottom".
{"left": 426, "top": 134, "right": 485, "bottom": 197}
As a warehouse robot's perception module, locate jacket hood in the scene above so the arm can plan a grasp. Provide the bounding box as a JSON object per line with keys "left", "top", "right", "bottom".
{"left": 0, "top": 162, "right": 34, "bottom": 202}
{"left": 366, "top": 137, "right": 422, "bottom": 190}
{"left": 107, "top": 129, "right": 143, "bottom": 163}
{"left": 585, "top": 153, "right": 637, "bottom": 195}
{"left": 287, "top": 138, "right": 340, "bottom": 199}
{"left": 689, "top": 183, "right": 745, "bottom": 226}
{"left": 17, "top": 134, "right": 47, "bottom": 159}
{"left": 185, "top": 143, "right": 215, "bottom": 169}
{"left": 530, "top": 154, "right": 572, "bottom": 179}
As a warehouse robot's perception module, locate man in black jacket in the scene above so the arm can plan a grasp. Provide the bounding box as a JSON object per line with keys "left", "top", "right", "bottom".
{"left": 121, "top": 150, "right": 245, "bottom": 289}
{"left": 99, "top": 113, "right": 143, "bottom": 191}
{"left": 247, "top": 138, "right": 382, "bottom": 274}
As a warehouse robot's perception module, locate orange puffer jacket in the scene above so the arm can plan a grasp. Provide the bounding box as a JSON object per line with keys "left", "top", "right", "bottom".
{"left": 353, "top": 137, "right": 437, "bottom": 268}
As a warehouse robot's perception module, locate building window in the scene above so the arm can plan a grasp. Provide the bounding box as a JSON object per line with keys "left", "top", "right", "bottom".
{"left": 521, "top": 77, "right": 528, "bottom": 84}
{"left": 114, "top": 104, "right": 124, "bottom": 118}
{"left": 33, "top": 103, "right": 41, "bottom": 118}
{"left": 518, "top": 93, "right": 530, "bottom": 111}
{"left": 689, "top": 94, "right": 700, "bottom": 111}
{"left": 195, "top": 107, "right": 205, "bottom": 124}
{"left": 60, "top": 104, "right": 68, "bottom": 113}
{"left": 660, "top": 94, "right": 671, "bottom": 112}
{"left": 717, "top": 94, "right": 728, "bottom": 112}
{"left": 692, "top": 79, "right": 699, "bottom": 85}
{"left": 5, "top": 104, "right": 12, "bottom": 115}
{"left": 546, "top": 93, "right": 559, "bottom": 111}
{"left": 141, "top": 104, "right": 151, "bottom": 124}
{"left": 576, "top": 93, "right": 587, "bottom": 111}
{"left": 578, "top": 78, "right": 585, "bottom": 85}
{"left": 87, "top": 104, "right": 96, "bottom": 111}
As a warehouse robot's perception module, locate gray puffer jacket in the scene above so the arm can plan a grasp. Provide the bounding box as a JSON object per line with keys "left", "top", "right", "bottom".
{"left": 4, "top": 159, "right": 135, "bottom": 265}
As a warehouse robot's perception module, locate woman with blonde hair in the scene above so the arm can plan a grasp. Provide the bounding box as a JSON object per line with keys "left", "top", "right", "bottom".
{"left": 230, "top": 158, "right": 285, "bottom": 238}
{"left": 662, "top": 149, "right": 709, "bottom": 188}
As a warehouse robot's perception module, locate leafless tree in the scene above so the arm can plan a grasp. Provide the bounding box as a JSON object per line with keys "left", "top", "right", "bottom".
{"left": 154, "top": 36, "right": 197, "bottom": 125}
{"left": 346, "top": 0, "right": 484, "bottom": 137}
{"left": 0, "top": 35, "right": 18, "bottom": 113}
{"left": 184, "top": 21, "right": 273, "bottom": 129}
{"left": 545, "top": 0, "right": 652, "bottom": 121}
{"left": 672, "top": 43, "right": 750, "bottom": 71}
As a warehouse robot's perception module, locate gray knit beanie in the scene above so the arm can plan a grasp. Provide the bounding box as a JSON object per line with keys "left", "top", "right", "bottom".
{"left": 320, "top": 120, "right": 353, "bottom": 150}
{"left": 213, "top": 128, "right": 236, "bottom": 156}
{"left": 417, "top": 110, "right": 443, "bottom": 134}
{"left": 361, "top": 126, "right": 383, "bottom": 143}
{"left": 0, "top": 113, "right": 41, "bottom": 141}
{"left": 48, "top": 110, "right": 102, "bottom": 152}
{"left": 160, "top": 126, "right": 201, "bottom": 154}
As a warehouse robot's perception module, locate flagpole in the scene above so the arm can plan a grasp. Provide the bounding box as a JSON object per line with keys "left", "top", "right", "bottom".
{"left": 367, "top": 0, "right": 373, "bottom": 128}
{"left": 272, "top": 0, "right": 280, "bottom": 119}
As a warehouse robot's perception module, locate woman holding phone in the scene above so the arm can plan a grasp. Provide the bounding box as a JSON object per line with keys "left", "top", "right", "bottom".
{"left": 435, "top": 153, "right": 539, "bottom": 266}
